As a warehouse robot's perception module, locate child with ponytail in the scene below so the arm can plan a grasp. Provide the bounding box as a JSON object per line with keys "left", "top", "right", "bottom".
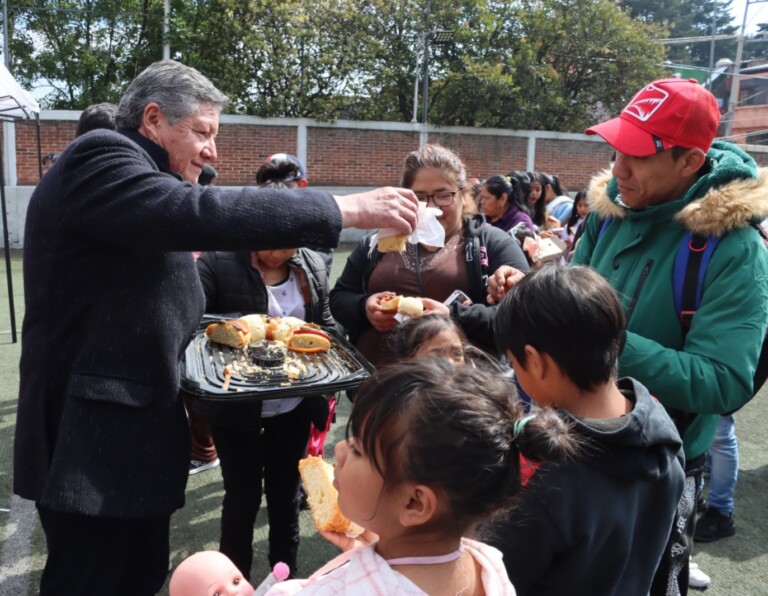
{"left": 266, "top": 359, "right": 579, "bottom": 594}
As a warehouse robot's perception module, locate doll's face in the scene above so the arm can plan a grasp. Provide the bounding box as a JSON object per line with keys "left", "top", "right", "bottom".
{"left": 169, "top": 551, "right": 255, "bottom": 596}
{"left": 207, "top": 570, "right": 254, "bottom": 596}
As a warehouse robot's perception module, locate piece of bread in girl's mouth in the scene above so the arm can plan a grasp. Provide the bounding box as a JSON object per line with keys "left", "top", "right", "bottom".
{"left": 298, "top": 456, "right": 364, "bottom": 536}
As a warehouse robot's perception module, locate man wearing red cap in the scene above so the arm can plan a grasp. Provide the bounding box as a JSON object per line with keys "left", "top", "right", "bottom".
{"left": 573, "top": 78, "right": 768, "bottom": 594}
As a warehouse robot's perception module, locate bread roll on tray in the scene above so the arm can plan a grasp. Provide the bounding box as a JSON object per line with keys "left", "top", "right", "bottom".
{"left": 205, "top": 320, "right": 251, "bottom": 349}
{"left": 287, "top": 329, "right": 332, "bottom": 354}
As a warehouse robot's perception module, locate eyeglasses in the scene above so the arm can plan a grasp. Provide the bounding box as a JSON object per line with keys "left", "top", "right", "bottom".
{"left": 415, "top": 191, "right": 459, "bottom": 206}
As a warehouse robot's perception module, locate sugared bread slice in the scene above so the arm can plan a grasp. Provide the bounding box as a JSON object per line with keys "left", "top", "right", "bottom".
{"left": 298, "top": 456, "right": 364, "bottom": 536}
{"left": 205, "top": 320, "right": 251, "bottom": 349}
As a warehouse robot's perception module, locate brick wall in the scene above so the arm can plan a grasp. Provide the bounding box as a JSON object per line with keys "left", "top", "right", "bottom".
{"left": 428, "top": 132, "right": 531, "bottom": 180}
{"left": 308, "top": 127, "right": 418, "bottom": 186}
{"left": 214, "top": 124, "right": 296, "bottom": 184}
{"left": 5, "top": 113, "right": 768, "bottom": 189}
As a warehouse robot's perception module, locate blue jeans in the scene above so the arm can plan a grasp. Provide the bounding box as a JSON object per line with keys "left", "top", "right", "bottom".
{"left": 706, "top": 415, "right": 738, "bottom": 515}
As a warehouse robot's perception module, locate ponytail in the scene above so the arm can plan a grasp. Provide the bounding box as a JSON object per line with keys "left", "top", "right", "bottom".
{"left": 255, "top": 159, "right": 302, "bottom": 188}
{"left": 512, "top": 408, "right": 582, "bottom": 464}
{"left": 350, "top": 360, "right": 583, "bottom": 533}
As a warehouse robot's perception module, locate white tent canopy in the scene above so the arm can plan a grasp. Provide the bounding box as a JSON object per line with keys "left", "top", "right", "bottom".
{"left": 0, "top": 62, "right": 39, "bottom": 343}
{"left": 0, "top": 62, "right": 39, "bottom": 120}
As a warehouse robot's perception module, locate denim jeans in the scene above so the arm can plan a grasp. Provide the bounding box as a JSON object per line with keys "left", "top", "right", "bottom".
{"left": 705, "top": 415, "right": 738, "bottom": 515}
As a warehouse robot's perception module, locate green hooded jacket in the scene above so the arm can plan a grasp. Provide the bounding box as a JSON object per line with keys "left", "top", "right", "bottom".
{"left": 573, "top": 141, "right": 768, "bottom": 460}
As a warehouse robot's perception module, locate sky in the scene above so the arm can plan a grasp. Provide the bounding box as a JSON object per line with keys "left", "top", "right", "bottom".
{"left": 730, "top": 0, "right": 768, "bottom": 34}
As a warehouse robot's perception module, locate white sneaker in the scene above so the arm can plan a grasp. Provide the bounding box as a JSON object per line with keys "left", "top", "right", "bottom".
{"left": 689, "top": 558, "right": 711, "bottom": 590}
{"left": 189, "top": 458, "right": 220, "bottom": 475}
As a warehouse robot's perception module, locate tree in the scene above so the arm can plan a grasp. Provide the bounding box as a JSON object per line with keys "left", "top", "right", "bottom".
{"left": 431, "top": 0, "right": 667, "bottom": 131}
{"left": 744, "top": 23, "right": 768, "bottom": 62}
{"left": 169, "top": 0, "right": 384, "bottom": 119}
{"left": 4, "top": 0, "right": 669, "bottom": 133}
{"left": 8, "top": 0, "right": 165, "bottom": 108}
{"left": 621, "top": 0, "right": 738, "bottom": 69}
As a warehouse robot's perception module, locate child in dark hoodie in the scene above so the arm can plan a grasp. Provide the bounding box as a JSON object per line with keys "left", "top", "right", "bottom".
{"left": 484, "top": 266, "right": 685, "bottom": 596}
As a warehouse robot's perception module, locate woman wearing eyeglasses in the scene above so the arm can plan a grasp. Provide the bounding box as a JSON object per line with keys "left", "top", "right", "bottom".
{"left": 330, "top": 144, "right": 530, "bottom": 367}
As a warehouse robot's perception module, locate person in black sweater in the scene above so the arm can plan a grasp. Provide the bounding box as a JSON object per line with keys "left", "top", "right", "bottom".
{"left": 15, "top": 59, "right": 417, "bottom": 595}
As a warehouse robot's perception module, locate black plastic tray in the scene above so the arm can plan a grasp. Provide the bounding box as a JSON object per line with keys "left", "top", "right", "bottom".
{"left": 180, "top": 324, "right": 374, "bottom": 403}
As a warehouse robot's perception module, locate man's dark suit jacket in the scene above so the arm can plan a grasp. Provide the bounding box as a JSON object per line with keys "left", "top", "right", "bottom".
{"left": 14, "top": 128, "right": 341, "bottom": 518}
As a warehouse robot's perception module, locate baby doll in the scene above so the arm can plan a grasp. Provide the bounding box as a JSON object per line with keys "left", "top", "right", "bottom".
{"left": 169, "top": 551, "right": 255, "bottom": 596}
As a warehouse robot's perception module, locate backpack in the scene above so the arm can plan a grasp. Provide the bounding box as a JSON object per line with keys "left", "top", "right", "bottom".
{"left": 598, "top": 216, "right": 768, "bottom": 413}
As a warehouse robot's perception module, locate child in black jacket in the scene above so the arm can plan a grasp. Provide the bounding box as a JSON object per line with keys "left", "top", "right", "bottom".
{"left": 484, "top": 266, "right": 685, "bottom": 596}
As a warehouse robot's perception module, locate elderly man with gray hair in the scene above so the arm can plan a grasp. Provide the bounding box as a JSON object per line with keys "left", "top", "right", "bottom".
{"left": 13, "top": 60, "right": 418, "bottom": 595}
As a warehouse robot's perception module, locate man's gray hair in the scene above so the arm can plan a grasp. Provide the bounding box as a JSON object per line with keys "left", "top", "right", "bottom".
{"left": 116, "top": 60, "right": 229, "bottom": 129}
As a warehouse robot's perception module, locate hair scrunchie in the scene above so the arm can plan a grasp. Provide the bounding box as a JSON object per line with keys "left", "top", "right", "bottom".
{"left": 513, "top": 414, "right": 536, "bottom": 440}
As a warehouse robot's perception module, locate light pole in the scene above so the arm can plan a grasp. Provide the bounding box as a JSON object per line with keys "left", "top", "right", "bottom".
{"left": 412, "top": 35, "right": 424, "bottom": 123}
{"left": 163, "top": 0, "right": 170, "bottom": 60}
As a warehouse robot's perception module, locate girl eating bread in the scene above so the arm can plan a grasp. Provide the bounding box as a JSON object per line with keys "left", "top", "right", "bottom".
{"left": 266, "top": 359, "right": 580, "bottom": 595}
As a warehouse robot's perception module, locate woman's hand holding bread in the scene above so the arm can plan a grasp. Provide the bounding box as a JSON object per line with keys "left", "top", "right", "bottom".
{"left": 365, "top": 292, "right": 400, "bottom": 332}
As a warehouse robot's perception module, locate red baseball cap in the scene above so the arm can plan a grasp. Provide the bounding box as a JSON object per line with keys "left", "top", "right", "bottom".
{"left": 585, "top": 78, "right": 720, "bottom": 157}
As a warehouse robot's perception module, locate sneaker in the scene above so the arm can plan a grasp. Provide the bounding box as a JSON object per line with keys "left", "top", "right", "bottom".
{"left": 694, "top": 508, "right": 735, "bottom": 543}
{"left": 189, "top": 458, "right": 220, "bottom": 475}
{"left": 689, "top": 559, "right": 711, "bottom": 590}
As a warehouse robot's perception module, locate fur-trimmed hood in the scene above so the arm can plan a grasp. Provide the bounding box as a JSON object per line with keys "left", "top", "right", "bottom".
{"left": 587, "top": 141, "right": 768, "bottom": 236}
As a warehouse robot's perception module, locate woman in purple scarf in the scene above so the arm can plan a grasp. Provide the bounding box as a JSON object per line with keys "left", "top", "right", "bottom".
{"left": 480, "top": 175, "right": 536, "bottom": 233}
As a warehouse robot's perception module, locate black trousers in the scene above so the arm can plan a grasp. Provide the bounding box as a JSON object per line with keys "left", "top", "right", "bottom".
{"left": 209, "top": 397, "right": 318, "bottom": 580}
{"left": 37, "top": 504, "right": 170, "bottom": 596}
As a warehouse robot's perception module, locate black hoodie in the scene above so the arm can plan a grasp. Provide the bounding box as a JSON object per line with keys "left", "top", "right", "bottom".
{"left": 484, "top": 378, "right": 685, "bottom": 596}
